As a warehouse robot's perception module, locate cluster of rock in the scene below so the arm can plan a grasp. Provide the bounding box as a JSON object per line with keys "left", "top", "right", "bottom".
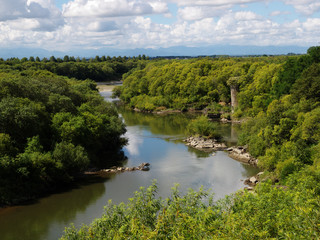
{"left": 244, "top": 172, "right": 264, "bottom": 190}
{"left": 227, "top": 146, "right": 258, "bottom": 166}
{"left": 86, "top": 163, "right": 150, "bottom": 175}
{"left": 183, "top": 136, "right": 227, "bottom": 151}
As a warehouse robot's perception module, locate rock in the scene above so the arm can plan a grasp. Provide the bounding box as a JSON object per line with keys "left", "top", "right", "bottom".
{"left": 228, "top": 146, "right": 258, "bottom": 166}
{"left": 141, "top": 166, "right": 150, "bottom": 171}
{"left": 244, "top": 186, "right": 254, "bottom": 191}
{"left": 87, "top": 163, "right": 151, "bottom": 176}
{"left": 249, "top": 176, "right": 258, "bottom": 184}
{"left": 198, "top": 143, "right": 215, "bottom": 148}
{"left": 184, "top": 136, "right": 227, "bottom": 152}
{"left": 221, "top": 118, "right": 229, "bottom": 123}
{"left": 139, "top": 162, "right": 150, "bottom": 168}
{"left": 213, "top": 143, "right": 227, "bottom": 150}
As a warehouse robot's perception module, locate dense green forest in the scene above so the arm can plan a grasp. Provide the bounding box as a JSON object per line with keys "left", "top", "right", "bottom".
{"left": 0, "top": 59, "right": 128, "bottom": 205}
{"left": 114, "top": 48, "right": 320, "bottom": 181}
{"left": 113, "top": 55, "right": 287, "bottom": 113}
{"left": 60, "top": 47, "right": 320, "bottom": 239}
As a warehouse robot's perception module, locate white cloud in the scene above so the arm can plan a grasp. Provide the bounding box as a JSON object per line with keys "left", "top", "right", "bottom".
{"left": 1, "top": 0, "right": 320, "bottom": 53}
{"left": 0, "top": 0, "right": 48, "bottom": 21}
{"left": 0, "top": 0, "right": 64, "bottom": 31}
{"left": 284, "top": 0, "right": 320, "bottom": 15}
{"left": 302, "top": 18, "right": 320, "bottom": 32}
{"left": 178, "top": 5, "right": 232, "bottom": 21}
{"left": 178, "top": 7, "right": 205, "bottom": 21}
{"left": 234, "top": 11, "right": 261, "bottom": 21}
{"left": 63, "top": 0, "right": 169, "bottom": 18}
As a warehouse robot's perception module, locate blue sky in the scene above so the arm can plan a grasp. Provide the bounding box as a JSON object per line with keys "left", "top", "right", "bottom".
{"left": 0, "top": 0, "right": 320, "bottom": 56}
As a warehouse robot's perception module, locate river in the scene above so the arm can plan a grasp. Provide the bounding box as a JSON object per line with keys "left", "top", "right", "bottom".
{"left": 0, "top": 88, "right": 259, "bottom": 240}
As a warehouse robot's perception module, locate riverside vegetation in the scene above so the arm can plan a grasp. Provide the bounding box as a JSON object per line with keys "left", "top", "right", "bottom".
{"left": 62, "top": 47, "right": 320, "bottom": 239}
{"left": 0, "top": 56, "right": 139, "bottom": 205}
{"left": 1, "top": 49, "right": 320, "bottom": 238}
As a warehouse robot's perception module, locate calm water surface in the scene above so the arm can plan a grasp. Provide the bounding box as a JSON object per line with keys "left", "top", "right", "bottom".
{"left": 0, "top": 90, "right": 259, "bottom": 240}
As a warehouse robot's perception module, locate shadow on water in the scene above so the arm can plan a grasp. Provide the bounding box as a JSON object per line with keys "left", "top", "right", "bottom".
{"left": 186, "top": 146, "right": 213, "bottom": 158}
{"left": 0, "top": 170, "right": 117, "bottom": 240}
{"left": 119, "top": 108, "right": 195, "bottom": 137}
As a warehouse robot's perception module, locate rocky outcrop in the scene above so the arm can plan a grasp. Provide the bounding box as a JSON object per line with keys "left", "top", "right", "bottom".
{"left": 85, "top": 163, "right": 150, "bottom": 175}
{"left": 184, "top": 136, "right": 227, "bottom": 151}
{"left": 227, "top": 146, "right": 258, "bottom": 166}
{"left": 244, "top": 172, "right": 264, "bottom": 187}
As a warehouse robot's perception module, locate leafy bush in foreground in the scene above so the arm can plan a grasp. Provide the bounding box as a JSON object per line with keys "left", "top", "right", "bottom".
{"left": 61, "top": 175, "right": 320, "bottom": 239}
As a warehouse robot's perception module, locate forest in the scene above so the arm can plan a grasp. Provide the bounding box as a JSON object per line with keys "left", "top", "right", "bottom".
{"left": 113, "top": 48, "right": 320, "bottom": 181}
{"left": 0, "top": 58, "right": 129, "bottom": 205}
{"left": 62, "top": 47, "right": 320, "bottom": 239}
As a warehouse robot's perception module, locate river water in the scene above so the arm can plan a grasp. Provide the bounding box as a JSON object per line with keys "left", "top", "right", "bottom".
{"left": 0, "top": 89, "right": 258, "bottom": 240}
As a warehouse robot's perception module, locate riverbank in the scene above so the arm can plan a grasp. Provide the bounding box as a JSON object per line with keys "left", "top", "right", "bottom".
{"left": 183, "top": 136, "right": 258, "bottom": 166}
{"left": 96, "top": 81, "right": 122, "bottom": 92}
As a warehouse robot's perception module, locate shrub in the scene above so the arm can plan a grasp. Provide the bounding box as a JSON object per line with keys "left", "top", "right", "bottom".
{"left": 187, "top": 115, "right": 221, "bottom": 139}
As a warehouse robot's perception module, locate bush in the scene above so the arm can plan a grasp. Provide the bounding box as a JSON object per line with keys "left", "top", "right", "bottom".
{"left": 61, "top": 180, "right": 320, "bottom": 239}
{"left": 187, "top": 115, "right": 221, "bottom": 139}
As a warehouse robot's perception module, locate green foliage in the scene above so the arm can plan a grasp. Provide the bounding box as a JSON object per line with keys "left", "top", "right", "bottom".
{"left": 53, "top": 142, "right": 89, "bottom": 177}
{"left": 307, "top": 46, "right": 320, "bottom": 63}
{"left": 187, "top": 115, "right": 221, "bottom": 139}
{"left": 0, "top": 63, "right": 127, "bottom": 205}
{"left": 61, "top": 179, "right": 320, "bottom": 239}
{"left": 117, "top": 57, "right": 285, "bottom": 112}
{"left": 0, "top": 56, "right": 139, "bottom": 82}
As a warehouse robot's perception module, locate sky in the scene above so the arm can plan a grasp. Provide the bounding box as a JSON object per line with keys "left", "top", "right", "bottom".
{"left": 0, "top": 0, "right": 320, "bottom": 55}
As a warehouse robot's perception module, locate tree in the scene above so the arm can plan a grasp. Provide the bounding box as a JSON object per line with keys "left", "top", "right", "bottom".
{"left": 50, "top": 56, "right": 57, "bottom": 62}
{"left": 307, "top": 46, "right": 320, "bottom": 63}
{"left": 95, "top": 55, "right": 101, "bottom": 62}
{"left": 63, "top": 55, "right": 70, "bottom": 62}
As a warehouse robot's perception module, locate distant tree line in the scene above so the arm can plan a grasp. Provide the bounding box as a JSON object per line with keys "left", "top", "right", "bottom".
{"left": 0, "top": 55, "right": 150, "bottom": 82}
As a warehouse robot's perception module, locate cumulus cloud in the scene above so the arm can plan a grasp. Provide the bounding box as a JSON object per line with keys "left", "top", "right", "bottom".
{"left": 63, "top": 0, "right": 169, "bottom": 18}
{"left": 0, "top": 0, "right": 64, "bottom": 31}
{"left": 0, "top": 0, "right": 49, "bottom": 21}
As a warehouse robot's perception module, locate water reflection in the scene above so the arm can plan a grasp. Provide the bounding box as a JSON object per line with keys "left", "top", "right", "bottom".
{"left": 124, "top": 128, "right": 143, "bottom": 156}
{"left": 186, "top": 146, "right": 212, "bottom": 158}
{"left": 119, "top": 109, "right": 193, "bottom": 137}
{"left": 0, "top": 177, "right": 109, "bottom": 240}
